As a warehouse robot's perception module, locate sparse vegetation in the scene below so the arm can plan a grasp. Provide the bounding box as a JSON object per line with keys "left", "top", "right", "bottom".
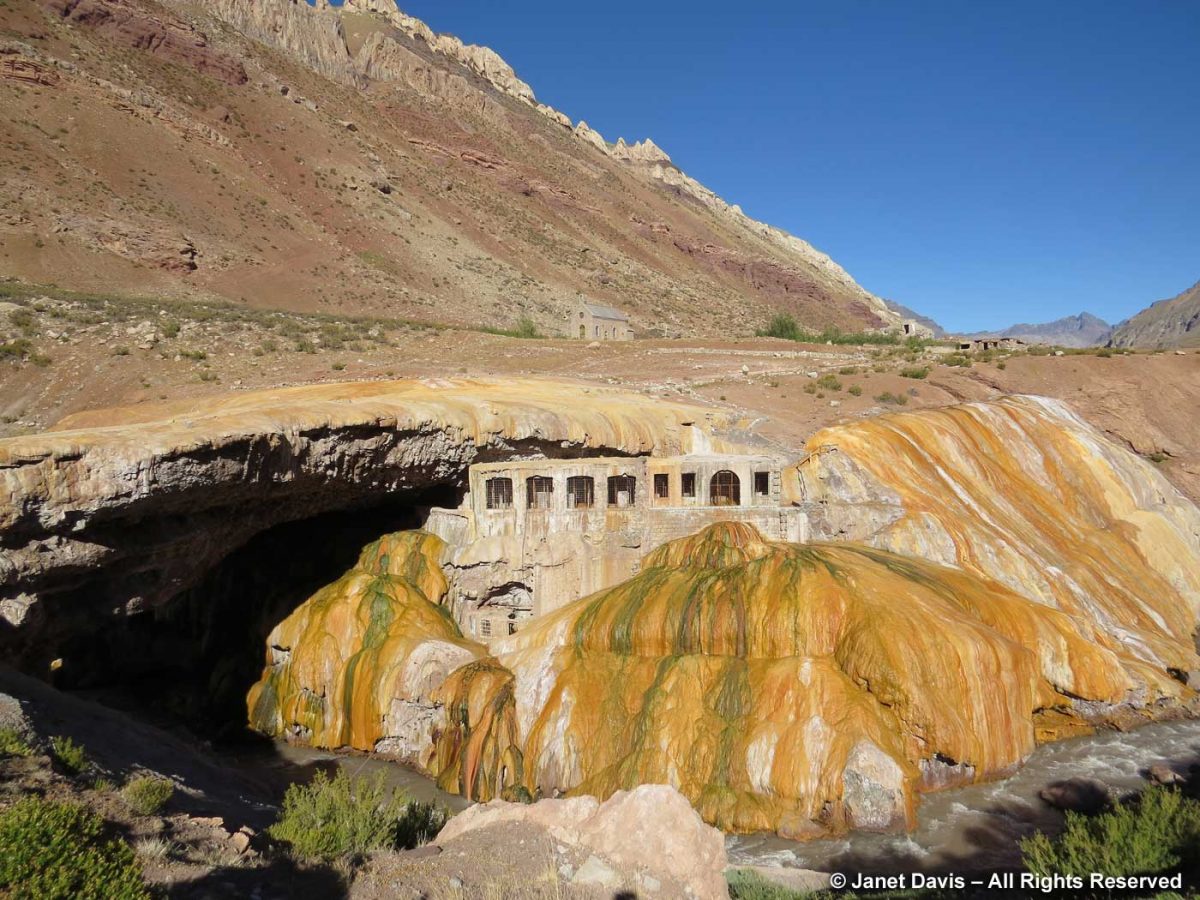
{"left": 1021, "top": 786, "right": 1200, "bottom": 879}
{"left": 941, "top": 353, "right": 973, "bottom": 368}
{"left": 848, "top": 384, "right": 863, "bottom": 396}
{"left": 727, "top": 869, "right": 804, "bottom": 899}
{"left": 900, "top": 365, "right": 930, "bottom": 379}
{"left": 815, "top": 373, "right": 843, "bottom": 392}
{"left": 875, "top": 391, "right": 909, "bottom": 406}
{"left": 0, "top": 727, "right": 33, "bottom": 758}
{"left": 122, "top": 776, "right": 175, "bottom": 816}
{"left": 483, "top": 316, "right": 542, "bottom": 339}
{"left": 50, "top": 736, "right": 88, "bottom": 775}
{"left": 756, "top": 314, "right": 909, "bottom": 346}
{"left": 0, "top": 796, "right": 150, "bottom": 900}
{"left": 268, "top": 770, "right": 448, "bottom": 863}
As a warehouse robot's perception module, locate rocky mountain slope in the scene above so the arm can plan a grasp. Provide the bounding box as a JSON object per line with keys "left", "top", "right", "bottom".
{"left": 0, "top": 0, "right": 902, "bottom": 337}
{"left": 1110, "top": 280, "right": 1200, "bottom": 349}
{"left": 965, "top": 312, "right": 1112, "bottom": 347}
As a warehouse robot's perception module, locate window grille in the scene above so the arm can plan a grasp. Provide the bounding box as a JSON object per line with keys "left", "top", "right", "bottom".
{"left": 566, "top": 476, "right": 594, "bottom": 509}
{"left": 526, "top": 476, "right": 554, "bottom": 510}
{"left": 681, "top": 473, "right": 696, "bottom": 498}
{"left": 653, "top": 473, "right": 669, "bottom": 500}
{"left": 485, "top": 477, "right": 513, "bottom": 510}
{"left": 607, "top": 475, "right": 637, "bottom": 508}
{"left": 710, "top": 470, "right": 741, "bottom": 507}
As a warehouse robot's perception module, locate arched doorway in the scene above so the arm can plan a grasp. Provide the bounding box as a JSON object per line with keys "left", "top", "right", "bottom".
{"left": 710, "top": 470, "right": 741, "bottom": 507}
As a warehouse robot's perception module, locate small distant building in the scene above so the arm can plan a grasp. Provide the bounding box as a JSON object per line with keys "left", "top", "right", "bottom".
{"left": 957, "top": 337, "right": 1026, "bottom": 352}
{"left": 577, "top": 299, "right": 633, "bottom": 341}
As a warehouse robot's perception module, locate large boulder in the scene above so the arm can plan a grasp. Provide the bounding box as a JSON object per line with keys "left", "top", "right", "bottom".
{"left": 435, "top": 784, "right": 728, "bottom": 899}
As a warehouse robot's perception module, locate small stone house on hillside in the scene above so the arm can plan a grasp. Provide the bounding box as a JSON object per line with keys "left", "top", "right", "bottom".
{"left": 577, "top": 299, "right": 633, "bottom": 340}
{"left": 957, "top": 337, "right": 1026, "bottom": 352}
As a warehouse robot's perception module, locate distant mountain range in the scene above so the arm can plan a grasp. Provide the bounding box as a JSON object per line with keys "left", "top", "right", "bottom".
{"left": 964, "top": 312, "right": 1112, "bottom": 348}
{"left": 1109, "top": 280, "right": 1200, "bottom": 349}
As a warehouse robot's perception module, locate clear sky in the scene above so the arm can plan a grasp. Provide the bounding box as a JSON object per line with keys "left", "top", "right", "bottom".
{"left": 324, "top": 1, "right": 1199, "bottom": 332}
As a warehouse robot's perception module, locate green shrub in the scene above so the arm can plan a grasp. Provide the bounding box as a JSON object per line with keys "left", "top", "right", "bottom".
{"left": 997, "top": 360, "right": 1007, "bottom": 370}
{"left": 0, "top": 727, "right": 33, "bottom": 758}
{"left": 899, "top": 365, "right": 930, "bottom": 379}
{"left": 875, "top": 391, "right": 909, "bottom": 406}
{"left": 1096, "top": 347, "right": 1113, "bottom": 357}
{"left": 757, "top": 314, "right": 801, "bottom": 341}
{"left": 1022, "top": 787, "right": 1200, "bottom": 878}
{"left": 815, "top": 374, "right": 842, "bottom": 391}
{"left": 1147, "top": 451, "right": 1169, "bottom": 464}
{"left": 726, "top": 868, "right": 804, "bottom": 899}
{"left": 9, "top": 308, "right": 36, "bottom": 334}
{"left": 484, "top": 316, "right": 542, "bottom": 339}
{"left": 847, "top": 384, "right": 863, "bottom": 397}
{"left": 394, "top": 800, "right": 449, "bottom": 848}
{"left": 50, "top": 736, "right": 88, "bottom": 775}
{"left": 0, "top": 796, "right": 150, "bottom": 899}
{"left": 942, "top": 353, "right": 973, "bottom": 368}
{"left": 268, "top": 770, "right": 444, "bottom": 862}
{"left": 0, "top": 338, "right": 34, "bottom": 360}
{"left": 122, "top": 776, "right": 174, "bottom": 816}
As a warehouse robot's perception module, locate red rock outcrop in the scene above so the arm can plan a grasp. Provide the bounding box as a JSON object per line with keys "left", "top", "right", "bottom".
{"left": 41, "top": 0, "right": 247, "bottom": 85}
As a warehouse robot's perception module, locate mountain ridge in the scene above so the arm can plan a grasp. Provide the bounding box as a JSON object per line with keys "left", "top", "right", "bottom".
{"left": 964, "top": 311, "right": 1112, "bottom": 347}
{"left": 0, "top": 0, "right": 906, "bottom": 336}
{"left": 1109, "top": 280, "right": 1200, "bottom": 349}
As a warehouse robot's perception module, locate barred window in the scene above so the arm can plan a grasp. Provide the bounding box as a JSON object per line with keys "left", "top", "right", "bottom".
{"left": 710, "top": 470, "right": 741, "bottom": 507}
{"left": 566, "top": 476, "right": 594, "bottom": 509}
{"left": 526, "top": 475, "right": 554, "bottom": 510}
{"left": 485, "top": 477, "right": 513, "bottom": 510}
{"left": 607, "top": 475, "right": 637, "bottom": 508}
{"left": 681, "top": 473, "right": 696, "bottom": 498}
{"left": 653, "top": 473, "right": 669, "bottom": 500}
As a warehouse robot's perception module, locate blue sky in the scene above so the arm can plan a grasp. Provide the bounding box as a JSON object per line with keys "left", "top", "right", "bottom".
{"left": 323, "top": 1, "right": 1199, "bottom": 331}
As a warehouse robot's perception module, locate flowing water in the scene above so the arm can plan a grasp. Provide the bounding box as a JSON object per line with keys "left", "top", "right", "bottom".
{"left": 727, "top": 719, "right": 1200, "bottom": 874}
{"left": 226, "top": 719, "right": 1200, "bottom": 876}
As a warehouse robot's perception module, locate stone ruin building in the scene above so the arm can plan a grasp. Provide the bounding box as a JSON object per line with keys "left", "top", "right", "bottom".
{"left": 575, "top": 299, "right": 634, "bottom": 340}
{"left": 427, "top": 453, "right": 803, "bottom": 643}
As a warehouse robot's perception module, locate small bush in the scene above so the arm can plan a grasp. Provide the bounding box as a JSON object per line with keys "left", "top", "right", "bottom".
{"left": 875, "top": 391, "right": 909, "bottom": 406}
{"left": 0, "top": 338, "right": 34, "bottom": 360}
{"left": 848, "top": 384, "right": 863, "bottom": 397}
{"left": 757, "top": 313, "right": 801, "bottom": 341}
{"left": 997, "top": 360, "right": 1007, "bottom": 370}
{"left": 0, "top": 796, "right": 150, "bottom": 899}
{"left": 1147, "top": 451, "right": 1169, "bottom": 464}
{"left": 50, "top": 736, "right": 88, "bottom": 775}
{"left": 122, "top": 776, "right": 174, "bottom": 816}
{"left": 899, "top": 365, "right": 930, "bottom": 379}
{"left": 942, "top": 353, "right": 973, "bottom": 368}
{"left": 331, "top": 362, "right": 346, "bottom": 371}
{"left": 1096, "top": 347, "right": 1113, "bottom": 357}
{"left": 0, "top": 727, "right": 33, "bottom": 758}
{"left": 394, "top": 800, "right": 449, "bottom": 848}
{"left": 270, "top": 770, "right": 418, "bottom": 862}
{"left": 727, "top": 868, "right": 802, "bottom": 899}
{"left": 815, "top": 374, "right": 842, "bottom": 391}
{"left": 838, "top": 366, "right": 858, "bottom": 375}
{"left": 1021, "top": 786, "right": 1200, "bottom": 878}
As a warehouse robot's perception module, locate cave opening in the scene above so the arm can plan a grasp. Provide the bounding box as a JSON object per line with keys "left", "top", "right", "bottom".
{"left": 56, "top": 483, "right": 461, "bottom": 745}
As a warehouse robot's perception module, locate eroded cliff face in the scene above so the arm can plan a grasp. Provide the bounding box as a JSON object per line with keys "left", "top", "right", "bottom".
{"left": 0, "top": 378, "right": 723, "bottom": 671}
{"left": 240, "top": 394, "right": 1200, "bottom": 839}
{"left": 791, "top": 395, "right": 1200, "bottom": 691}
